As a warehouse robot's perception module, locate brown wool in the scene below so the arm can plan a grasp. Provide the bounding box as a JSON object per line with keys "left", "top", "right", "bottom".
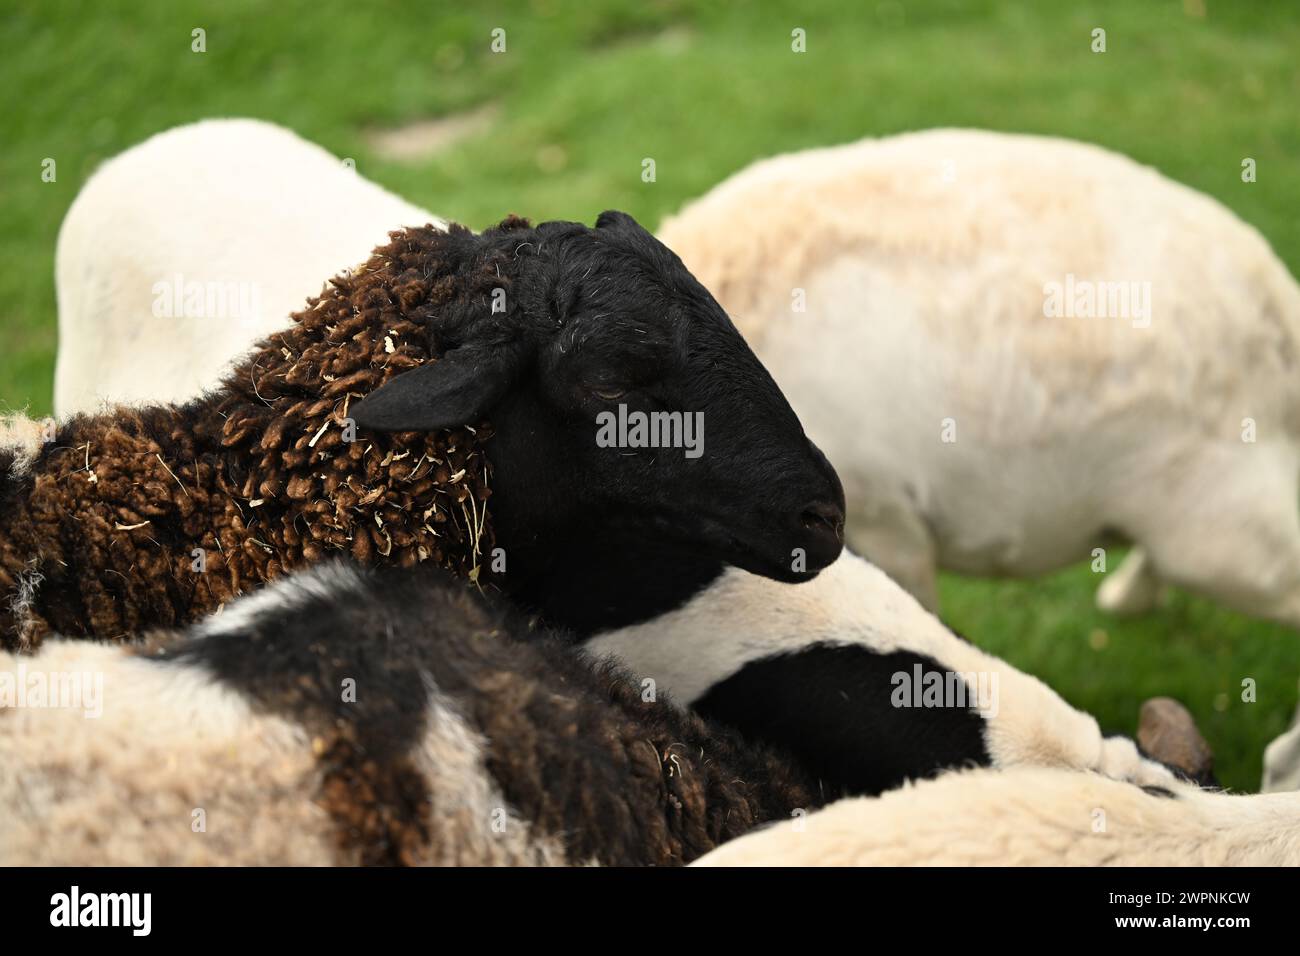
{"left": 0, "top": 223, "right": 524, "bottom": 649}
{"left": 316, "top": 733, "right": 434, "bottom": 867}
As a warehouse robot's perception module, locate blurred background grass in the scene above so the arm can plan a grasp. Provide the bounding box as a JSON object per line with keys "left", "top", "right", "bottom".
{"left": 2, "top": 0, "right": 1298, "bottom": 789}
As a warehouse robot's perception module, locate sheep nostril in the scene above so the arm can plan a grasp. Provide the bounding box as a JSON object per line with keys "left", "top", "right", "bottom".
{"left": 799, "top": 500, "right": 845, "bottom": 541}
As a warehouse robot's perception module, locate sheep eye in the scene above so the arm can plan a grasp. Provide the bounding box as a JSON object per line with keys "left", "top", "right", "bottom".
{"left": 590, "top": 386, "right": 626, "bottom": 401}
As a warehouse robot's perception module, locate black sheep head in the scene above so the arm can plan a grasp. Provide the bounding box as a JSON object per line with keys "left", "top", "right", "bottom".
{"left": 351, "top": 211, "right": 844, "bottom": 614}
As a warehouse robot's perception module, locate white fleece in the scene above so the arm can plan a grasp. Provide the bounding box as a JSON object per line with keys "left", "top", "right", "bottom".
{"left": 660, "top": 129, "right": 1300, "bottom": 628}
{"left": 692, "top": 766, "right": 1300, "bottom": 866}
{"left": 54, "top": 118, "right": 441, "bottom": 416}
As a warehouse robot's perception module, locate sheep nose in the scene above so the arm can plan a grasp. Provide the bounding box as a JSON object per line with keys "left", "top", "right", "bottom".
{"left": 799, "top": 499, "right": 845, "bottom": 541}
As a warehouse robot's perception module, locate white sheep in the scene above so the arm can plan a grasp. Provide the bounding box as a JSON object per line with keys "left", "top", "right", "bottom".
{"left": 54, "top": 118, "right": 439, "bottom": 417}
{"left": 691, "top": 766, "right": 1300, "bottom": 866}
{"left": 658, "top": 129, "right": 1300, "bottom": 628}
{"left": 1264, "top": 708, "right": 1300, "bottom": 792}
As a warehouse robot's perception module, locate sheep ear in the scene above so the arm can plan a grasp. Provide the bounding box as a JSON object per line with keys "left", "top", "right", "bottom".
{"left": 595, "top": 210, "right": 644, "bottom": 233}
{"left": 350, "top": 344, "right": 522, "bottom": 432}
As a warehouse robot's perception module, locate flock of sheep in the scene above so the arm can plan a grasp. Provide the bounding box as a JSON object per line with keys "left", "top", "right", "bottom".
{"left": 2, "top": 119, "right": 1299, "bottom": 865}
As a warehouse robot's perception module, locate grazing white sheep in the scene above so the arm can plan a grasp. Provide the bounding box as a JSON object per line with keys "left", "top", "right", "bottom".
{"left": 658, "top": 129, "right": 1300, "bottom": 628}
{"left": 54, "top": 118, "right": 439, "bottom": 417}
{"left": 691, "top": 767, "right": 1300, "bottom": 866}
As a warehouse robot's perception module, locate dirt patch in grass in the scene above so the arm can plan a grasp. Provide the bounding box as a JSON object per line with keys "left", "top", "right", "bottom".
{"left": 363, "top": 104, "right": 499, "bottom": 162}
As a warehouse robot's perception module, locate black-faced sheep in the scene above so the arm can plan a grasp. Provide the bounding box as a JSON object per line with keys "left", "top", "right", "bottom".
{"left": 3, "top": 212, "right": 845, "bottom": 649}
{"left": 42, "top": 120, "right": 1206, "bottom": 803}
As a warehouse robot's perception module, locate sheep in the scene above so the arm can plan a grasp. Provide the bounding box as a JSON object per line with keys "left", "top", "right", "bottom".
{"left": 691, "top": 766, "right": 1300, "bottom": 866}
{"left": 0, "top": 561, "right": 822, "bottom": 866}
{"left": 3, "top": 544, "right": 1201, "bottom": 866}
{"left": 42, "top": 122, "right": 1197, "bottom": 797}
{"left": 657, "top": 128, "right": 1300, "bottom": 629}
{"left": 0, "top": 556, "right": 1198, "bottom": 867}
{"left": 43, "top": 122, "right": 1220, "bottom": 799}
{"left": 1, "top": 414, "right": 49, "bottom": 473}
{"left": 5, "top": 211, "right": 846, "bottom": 648}
{"left": 0, "top": 556, "right": 1247, "bottom": 867}
{"left": 588, "top": 549, "right": 1193, "bottom": 796}
{"left": 54, "top": 118, "right": 439, "bottom": 417}
{"left": 1263, "top": 707, "right": 1300, "bottom": 792}
{"left": 69, "top": 124, "right": 1300, "bottom": 629}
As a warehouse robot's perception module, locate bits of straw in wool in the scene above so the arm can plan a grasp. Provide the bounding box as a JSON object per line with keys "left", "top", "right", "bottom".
{"left": 0, "top": 227, "right": 499, "bottom": 647}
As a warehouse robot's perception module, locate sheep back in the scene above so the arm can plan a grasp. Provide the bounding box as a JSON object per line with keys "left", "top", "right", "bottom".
{"left": 2, "top": 224, "right": 513, "bottom": 648}
{"left": 3, "top": 562, "right": 819, "bottom": 865}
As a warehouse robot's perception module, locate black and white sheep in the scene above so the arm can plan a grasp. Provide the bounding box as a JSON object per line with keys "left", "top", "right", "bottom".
{"left": 3, "top": 551, "right": 1210, "bottom": 866}
{"left": 589, "top": 550, "right": 1196, "bottom": 796}
{"left": 4, "top": 210, "right": 845, "bottom": 647}
{"left": 0, "top": 561, "right": 819, "bottom": 866}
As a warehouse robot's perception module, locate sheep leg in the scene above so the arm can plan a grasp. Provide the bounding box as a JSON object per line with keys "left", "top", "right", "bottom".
{"left": 1096, "top": 547, "right": 1164, "bottom": 615}
{"left": 1263, "top": 706, "right": 1300, "bottom": 792}
{"left": 683, "top": 591, "right": 1183, "bottom": 793}
{"left": 1127, "top": 447, "right": 1300, "bottom": 630}
{"left": 590, "top": 554, "right": 1184, "bottom": 795}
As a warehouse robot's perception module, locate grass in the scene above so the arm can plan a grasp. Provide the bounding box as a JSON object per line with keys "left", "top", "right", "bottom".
{"left": 2, "top": 0, "right": 1299, "bottom": 789}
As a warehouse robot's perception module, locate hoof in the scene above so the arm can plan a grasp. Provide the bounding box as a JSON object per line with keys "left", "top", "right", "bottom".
{"left": 1138, "top": 696, "right": 1215, "bottom": 786}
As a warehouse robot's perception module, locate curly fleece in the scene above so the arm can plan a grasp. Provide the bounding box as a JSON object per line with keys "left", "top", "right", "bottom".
{"left": 0, "top": 219, "right": 535, "bottom": 649}
{"left": 1, "top": 562, "right": 821, "bottom": 865}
